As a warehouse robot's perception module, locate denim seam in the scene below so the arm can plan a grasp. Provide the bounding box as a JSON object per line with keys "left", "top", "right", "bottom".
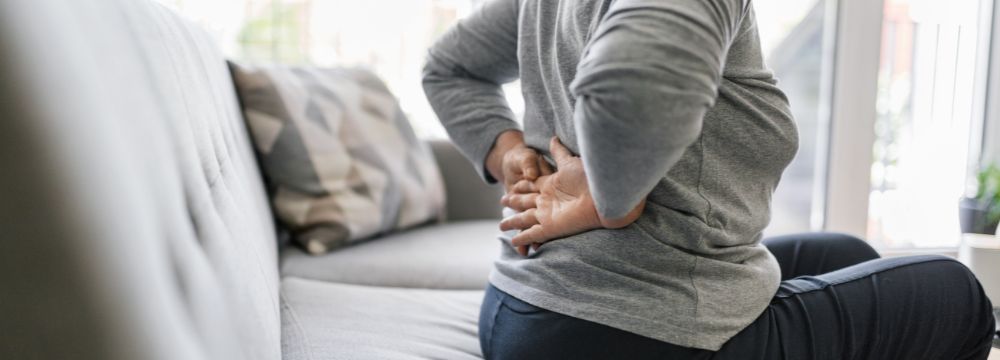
{"left": 485, "top": 290, "right": 504, "bottom": 359}
{"left": 775, "top": 257, "right": 955, "bottom": 299}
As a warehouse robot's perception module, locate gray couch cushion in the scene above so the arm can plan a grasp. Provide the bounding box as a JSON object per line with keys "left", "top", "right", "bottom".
{"left": 281, "top": 221, "right": 501, "bottom": 289}
{"left": 281, "top": 277, "right": 483, "bottom": 360}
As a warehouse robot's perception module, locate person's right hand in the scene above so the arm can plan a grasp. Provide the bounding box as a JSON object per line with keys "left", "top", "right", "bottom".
{"left": 500, "top": 144, "right": 552, "bottom": 194}
{"left": 486, "top": 131, "right": 553, "bottom": 195}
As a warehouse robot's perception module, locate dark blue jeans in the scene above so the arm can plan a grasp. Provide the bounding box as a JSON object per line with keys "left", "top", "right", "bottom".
{"left": 479, "top": 233, "right": 996, "bottom": 359}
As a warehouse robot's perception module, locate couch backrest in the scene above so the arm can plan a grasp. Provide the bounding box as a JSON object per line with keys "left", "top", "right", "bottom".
{"left": 0, "top": 0, "right": 280, "bottom": 359}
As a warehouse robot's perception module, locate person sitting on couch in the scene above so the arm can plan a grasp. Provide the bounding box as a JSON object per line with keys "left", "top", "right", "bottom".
{"left": 422, "top": 0, "right": 997, "bottom": 358}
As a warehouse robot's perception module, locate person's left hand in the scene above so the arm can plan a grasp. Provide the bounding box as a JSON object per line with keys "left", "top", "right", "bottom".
{"left": 499, "top": 137, "right": 645, "bottom": 256}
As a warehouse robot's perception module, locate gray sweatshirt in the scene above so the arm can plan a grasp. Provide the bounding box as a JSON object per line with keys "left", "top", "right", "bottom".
{"left": 423, "top": 0, "right": 798, "bottom": 350}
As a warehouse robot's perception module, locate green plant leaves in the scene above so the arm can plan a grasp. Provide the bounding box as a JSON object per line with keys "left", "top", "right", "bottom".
{"left": 976, "top": 164, "right": 1000, "bottom": 228}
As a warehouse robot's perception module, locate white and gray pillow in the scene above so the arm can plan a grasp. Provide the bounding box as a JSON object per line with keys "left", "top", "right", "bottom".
{"left": 229, "top": 63, "right": 446, "bottom": 254}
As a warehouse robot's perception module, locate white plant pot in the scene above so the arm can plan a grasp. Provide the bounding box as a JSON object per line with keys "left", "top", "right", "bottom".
{"left": 959, "top": 234, "right": 1000, "bottom": 309}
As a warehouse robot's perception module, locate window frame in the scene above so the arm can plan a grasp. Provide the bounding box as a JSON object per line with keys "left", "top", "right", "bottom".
{"left": 983, "top": 0, "right": 1000, "bottom": 167}
{"left": 822, "top": 0, "right": 999, "bottom": 247}
{"left": 821, "top": 0, "right": 885, "bottom": 238}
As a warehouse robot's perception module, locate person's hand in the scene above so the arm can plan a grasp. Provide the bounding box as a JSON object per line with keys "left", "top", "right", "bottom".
{"left": 499, "top": 137, "right": 645, "bottom": 256}
{"left": 499, "top": 144, "right": 553, "bottom": 195}
{"left": 486, "top": 131, "right": 553, "bottom": 194}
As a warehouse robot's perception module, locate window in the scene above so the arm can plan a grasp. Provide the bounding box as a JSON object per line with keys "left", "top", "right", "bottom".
{"left": 158, "top": 0, "right": 481, "bottom": 138}
{"left": 868, "top": 0, "right": 993, "bottom": 248}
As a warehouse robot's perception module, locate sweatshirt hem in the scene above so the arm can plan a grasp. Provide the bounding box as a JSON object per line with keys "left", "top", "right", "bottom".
{"left": 488, "top": 270, "right": 733, "bottom": 351}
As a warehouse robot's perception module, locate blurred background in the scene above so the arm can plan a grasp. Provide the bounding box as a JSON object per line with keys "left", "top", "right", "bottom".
{"left": 155, "top": 0, "right": 998, "bottom": 252}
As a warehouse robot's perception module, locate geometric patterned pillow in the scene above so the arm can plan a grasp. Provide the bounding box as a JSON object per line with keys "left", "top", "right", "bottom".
{"left": 229, "top": 63, "right": 446, "bottom": 254}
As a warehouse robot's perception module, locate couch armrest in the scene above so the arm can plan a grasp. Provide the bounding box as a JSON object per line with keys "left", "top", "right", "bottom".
{"left": 428, "top": 139, "right": 503, "bottom": 221}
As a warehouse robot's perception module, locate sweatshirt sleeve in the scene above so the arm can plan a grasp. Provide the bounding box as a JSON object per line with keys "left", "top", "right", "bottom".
{"left": 422, "top": 0, "right": 521, "bottom": 183}
{"left": 570, "top": 0, "right": 746, "bottom": 219}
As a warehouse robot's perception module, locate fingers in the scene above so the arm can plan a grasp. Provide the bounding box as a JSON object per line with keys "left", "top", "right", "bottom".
{"left": 511, "top": 224, "right": 549, "bottom": 247}
{"left": 515, "top": 243, "right": 541, "bottom": 256}
{"left": 510, "top": 179, "right": 539, "bottom": 194}
{"left": 501, "top": 193, "right": 539, "bottom": 212}
{"left": 499, "top": 209, "right": 539, "bottom": 232}
{"left": 502, "top": 180, "right": 540, "bottom": 211}
{"left": 549, "top": 137, "right": 574, "bottom": 163}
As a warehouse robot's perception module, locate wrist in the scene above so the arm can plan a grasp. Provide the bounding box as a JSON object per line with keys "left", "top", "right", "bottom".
{"left": 486, "top": 130, "right": 525, "bottom": 183}
{"left": 598, "top": 199, "right": 646, "bottom": 229}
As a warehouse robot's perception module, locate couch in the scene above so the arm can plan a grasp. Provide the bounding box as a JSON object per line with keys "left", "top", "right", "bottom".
{"left": 0, "top": 0, "right": 505, "bottom": 358}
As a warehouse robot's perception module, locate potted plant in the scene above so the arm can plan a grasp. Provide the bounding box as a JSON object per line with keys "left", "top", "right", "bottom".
{"left": 959, "top": 164, "right": 1000, "bottom": 235}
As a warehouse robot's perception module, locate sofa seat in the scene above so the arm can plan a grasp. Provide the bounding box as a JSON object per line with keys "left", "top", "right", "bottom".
{"left": 281, "top": 277, "right": 483, "bottom": 359}
{"left": 280, "top": 220, "right": 502, "bottom": 290}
